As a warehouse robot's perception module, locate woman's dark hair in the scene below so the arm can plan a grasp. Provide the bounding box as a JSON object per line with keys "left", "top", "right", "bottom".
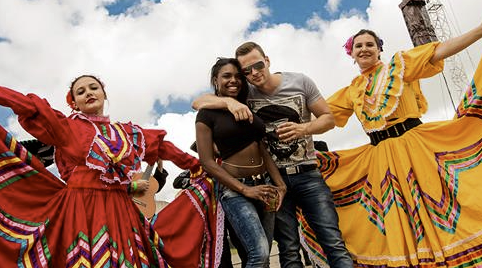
{"left": 69, "top": 74, "right": 107, "bottom": 102}
{"left": 210, "top": 57, "right": 249, "bottom": 104}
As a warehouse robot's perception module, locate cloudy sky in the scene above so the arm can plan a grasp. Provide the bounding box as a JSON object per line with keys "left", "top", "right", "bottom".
{"left": 1, "top": 0, "right": 481, "bottom": 201}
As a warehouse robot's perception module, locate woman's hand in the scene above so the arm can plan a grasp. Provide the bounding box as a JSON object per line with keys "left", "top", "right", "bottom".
{"left": 132, "top": 180, "right": 150, "bottom": 194}
{"left": 242, "top": 184, "right": 278, "bottom": 202}
{"left": 275, "top": 186, "right": 287, "bottom": 211}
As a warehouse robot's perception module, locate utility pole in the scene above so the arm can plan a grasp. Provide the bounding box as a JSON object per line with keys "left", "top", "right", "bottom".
{"left": 399, "top": 0, "right": 469, "bottom": 105}
{"left": 399, "top": 0, "right": 437, "bottom": 46}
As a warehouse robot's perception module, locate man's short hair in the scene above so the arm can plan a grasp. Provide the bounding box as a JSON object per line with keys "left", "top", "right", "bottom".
{"left": 235, "top": 41, "right": 266, "bottom": 58}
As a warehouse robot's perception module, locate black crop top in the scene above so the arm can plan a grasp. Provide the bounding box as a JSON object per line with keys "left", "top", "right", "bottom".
{"left": 196, "top": 109, "right": 266, "bottom": 160}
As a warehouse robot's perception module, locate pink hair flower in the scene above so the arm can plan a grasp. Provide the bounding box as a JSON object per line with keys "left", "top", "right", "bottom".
{"left": 343, "top": 35, "right": 354, "bottom": 56}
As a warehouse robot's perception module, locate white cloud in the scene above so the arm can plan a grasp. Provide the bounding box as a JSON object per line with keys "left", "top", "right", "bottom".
{"left": 1, "top": 0, "right": 481, "bottom": 201}
{"left": 325, "top": 0, "right": 342, "bottom": 14}
{"left": 143, "top": 111, "right": 199, "bottom": 201}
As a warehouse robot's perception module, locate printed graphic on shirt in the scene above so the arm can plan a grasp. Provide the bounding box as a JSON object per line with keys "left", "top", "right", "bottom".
{"left": 247, "top": 95, "right": 309, "bottom": 167}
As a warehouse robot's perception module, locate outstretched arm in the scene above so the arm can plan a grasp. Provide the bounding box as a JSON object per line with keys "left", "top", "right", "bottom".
{"left": 431, "top": 23, "right": 482, "bottom": 64}
{"left": 192, "top": 93, "right": 253, "bottom": 123}
{"left": 0, "top": 86, "right": 71, "bottom": 147}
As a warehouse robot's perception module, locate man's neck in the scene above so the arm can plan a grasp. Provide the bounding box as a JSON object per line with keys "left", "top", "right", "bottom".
{"left": 257, "top": 72, "right": 282, "bottom": 95}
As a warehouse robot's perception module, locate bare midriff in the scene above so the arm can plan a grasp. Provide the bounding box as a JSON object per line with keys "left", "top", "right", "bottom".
{"left": 221, "top": 141, "right": 266, "bottom": 178}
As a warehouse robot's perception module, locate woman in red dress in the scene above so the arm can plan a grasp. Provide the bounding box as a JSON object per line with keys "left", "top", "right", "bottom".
{"left": 0, "top": 75, "right": 221, "bottom": 267}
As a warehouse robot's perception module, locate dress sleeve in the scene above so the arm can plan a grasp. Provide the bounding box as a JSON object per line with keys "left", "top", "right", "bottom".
{"left": 401, "top": 42, "right": 445, "bottom": 82}
{"left": 327, "top": 86, "right": 355, "bottom": 128}
{"left": 0, "top": 86, "right": 71, "bottom": 146}
{"left": 142, "top": 128, "right": 200, "bottom": 172}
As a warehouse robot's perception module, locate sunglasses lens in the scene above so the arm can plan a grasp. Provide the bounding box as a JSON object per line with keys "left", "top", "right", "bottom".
{"left": 242, "top": 61, "right": 265, "bottom": 75}
{"left": 253, "top": 61, "right": 265, "bottom": 70}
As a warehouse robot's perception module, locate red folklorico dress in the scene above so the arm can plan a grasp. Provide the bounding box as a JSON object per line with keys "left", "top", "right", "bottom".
{"left": 0, "top": 86, "right": 222, "bottom": 268}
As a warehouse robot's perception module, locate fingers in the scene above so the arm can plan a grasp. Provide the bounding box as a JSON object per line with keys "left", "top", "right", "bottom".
{"left": 228, "top": 102, "right": 253, "bottom": 123}
{"left": 233, "top": 109, "right": 253, "bottom": 122}
{"left": 254, "top": 185, "right": 278, "bottom": 201}
{"left": 276, "top": 122, "right": 304, "bottom": 142}
{"left": 136, "top": 181, "right": 150, "bottom": 192}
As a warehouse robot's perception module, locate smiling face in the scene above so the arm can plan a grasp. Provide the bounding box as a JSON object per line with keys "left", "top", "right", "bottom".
{"left": 351, "top": 33, "right": 381, "bottom": 71}
{"left": 214, "top": 63, "right": 242, "bottom": 98}
{"left": 71, "top": 76, "right": 106, "bottom": 116}
{"left": 237, "top": 49, "right": 270, "bottom": 88}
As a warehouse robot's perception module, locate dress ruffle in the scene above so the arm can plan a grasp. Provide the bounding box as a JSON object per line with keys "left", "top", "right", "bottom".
{"left": 300, "top": 50, "right": 482, "bottom": 267}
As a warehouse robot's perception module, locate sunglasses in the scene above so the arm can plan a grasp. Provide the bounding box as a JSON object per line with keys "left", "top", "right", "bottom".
{"left": 242, "top": 61, "right": 265, "bottom": 75}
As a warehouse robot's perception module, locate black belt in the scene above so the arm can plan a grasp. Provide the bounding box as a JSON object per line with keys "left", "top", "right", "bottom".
{"left": 368, "top": 118, "right": 422, "bottom": 146}
{"left": 237, "top": 172, "right": 269, "bottom": 185}
{"left": 278, "top": 164, "right": 317, "bottom": 176}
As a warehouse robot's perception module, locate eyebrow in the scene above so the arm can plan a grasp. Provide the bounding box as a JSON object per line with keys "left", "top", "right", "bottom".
{"left": 75, "top": 83, "right": 97, "bottom": 93}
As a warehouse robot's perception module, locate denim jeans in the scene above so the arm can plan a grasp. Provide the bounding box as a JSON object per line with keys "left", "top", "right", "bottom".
{"left": 219, "top": 177, "right": 275, "bottom": 268}
{"left": 274, "top": 169, "right": 353, "bottom": 268}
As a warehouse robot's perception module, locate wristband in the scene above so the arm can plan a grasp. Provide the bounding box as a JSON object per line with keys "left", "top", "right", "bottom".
{"left": 132, "top": 181, "right": 138, "bottom": 192}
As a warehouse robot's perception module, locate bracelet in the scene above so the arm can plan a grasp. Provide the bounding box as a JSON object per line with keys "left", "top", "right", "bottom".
{"left": 132, "top": 181, "right": 138, "bottom": 192}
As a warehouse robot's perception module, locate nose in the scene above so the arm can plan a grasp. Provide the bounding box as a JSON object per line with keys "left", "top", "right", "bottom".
{"left": 251, "top": 68, "right": 261, "bottom": 75}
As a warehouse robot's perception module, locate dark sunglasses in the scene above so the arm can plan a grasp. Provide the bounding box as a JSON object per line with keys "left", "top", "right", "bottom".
{"left": 242, "top": 61, "right": 265, "bottom": 75}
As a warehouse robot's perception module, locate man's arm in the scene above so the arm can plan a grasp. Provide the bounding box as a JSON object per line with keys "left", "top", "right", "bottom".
{"left": 277, "top": 97, "right": 335, "bottom": 142}
{"left": 192, "top": 93, "right": 253, "bottom": 123}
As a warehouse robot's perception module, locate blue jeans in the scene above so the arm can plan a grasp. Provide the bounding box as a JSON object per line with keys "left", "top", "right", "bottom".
{"left": 274, "top": 169, "right": 353, "bottom": 268}
{"left": 220, "top": 178, "right": 275, "bottom": 268}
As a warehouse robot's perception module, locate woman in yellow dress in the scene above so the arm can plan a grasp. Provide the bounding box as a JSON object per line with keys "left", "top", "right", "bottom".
{"left": 300, "top": 24, "right": 482, "bottom": 267}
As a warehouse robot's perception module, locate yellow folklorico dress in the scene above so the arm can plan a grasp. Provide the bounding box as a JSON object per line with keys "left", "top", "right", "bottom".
{"left": 300, "top": 42, "right": 482, "bottom": 267}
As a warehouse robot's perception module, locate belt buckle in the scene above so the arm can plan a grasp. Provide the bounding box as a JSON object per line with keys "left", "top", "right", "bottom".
{"left": 286, "top": 166, "right": 297, "bottom": 175}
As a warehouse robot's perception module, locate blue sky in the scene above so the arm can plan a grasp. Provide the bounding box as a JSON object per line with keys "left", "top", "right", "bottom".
{"left": 258, "top": 0, "right": 369, "bottom": 27}
{"left": 105, "top": 0, "right": 370, "bottom": 26}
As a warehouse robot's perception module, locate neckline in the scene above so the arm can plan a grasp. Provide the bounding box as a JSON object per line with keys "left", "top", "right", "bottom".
{"left": 361, "top": 61, "right": 383, "bottom": 75}
{"left": 80, "top": 113, "right": 110, "bottom": 123}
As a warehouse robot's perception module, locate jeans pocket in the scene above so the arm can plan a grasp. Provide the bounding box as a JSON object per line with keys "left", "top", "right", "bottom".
{"left": 219, "top": 186, "right": 240, "bottom": 202}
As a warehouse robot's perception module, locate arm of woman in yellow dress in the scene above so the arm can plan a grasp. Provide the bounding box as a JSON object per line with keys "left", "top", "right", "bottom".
{"left": 431, "top": 22, "right": 482, "bottom": 64}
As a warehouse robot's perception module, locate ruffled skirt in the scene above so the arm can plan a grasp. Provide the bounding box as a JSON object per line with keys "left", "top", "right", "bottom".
{"left": 300, "top": 58, "right": 482, "bottom": 267}
{"left": 0, "top": 128, "right": 222, "bottom": 267}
